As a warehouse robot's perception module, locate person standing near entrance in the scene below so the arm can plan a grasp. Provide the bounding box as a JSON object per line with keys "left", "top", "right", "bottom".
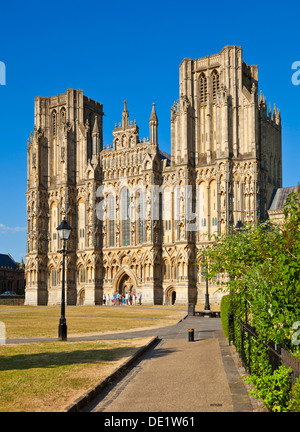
{"left": 138, "top": 292, "right": 142, "bottom": 305}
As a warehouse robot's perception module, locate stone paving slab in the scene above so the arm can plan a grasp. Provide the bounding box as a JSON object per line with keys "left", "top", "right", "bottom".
{"left": 94, "top": 338, "right": 234, "bottom": 412}
{"left": 82, "top": 316, "right": 254, "bottom": 413}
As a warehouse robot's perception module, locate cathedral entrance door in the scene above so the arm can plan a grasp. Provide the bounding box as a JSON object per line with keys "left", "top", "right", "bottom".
{"left": 117, "top": 273, "right": 133, "bottom": 296}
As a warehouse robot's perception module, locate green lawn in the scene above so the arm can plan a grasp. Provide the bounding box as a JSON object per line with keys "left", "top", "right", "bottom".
{"left": 0, "top": 305, "right": 186, "bottom": 412}
{"left": 0, "top": 305, "right": 187, "bottom": 339}
{"left": 0, "top": 338, "right": 152, "bottom": 412}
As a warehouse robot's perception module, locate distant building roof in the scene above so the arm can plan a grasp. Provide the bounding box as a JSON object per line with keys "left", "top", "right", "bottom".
{"left": 0, "top": 254, "right": 18, "bottom": 269}
{"left": 268, "top": 186, "right": 299, "bottom": 211}
{"left": 159, "top": 150, "right": 171, "bottom": 166}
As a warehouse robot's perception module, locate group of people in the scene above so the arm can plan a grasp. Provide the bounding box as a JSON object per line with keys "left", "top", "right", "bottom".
{"left": 103, "top": 291, "right": 142, "bottom": 306}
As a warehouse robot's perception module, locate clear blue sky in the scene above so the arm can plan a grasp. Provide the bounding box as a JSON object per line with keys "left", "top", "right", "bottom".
{"left": 0, "top": 0, "right": 299, "bottom": 262}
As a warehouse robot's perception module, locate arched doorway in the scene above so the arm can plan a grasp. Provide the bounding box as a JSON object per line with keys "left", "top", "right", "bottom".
{"left": 78, "top": 289, "right": 85, "bottom": 306}
{"left": 117, "top": 272, "right": 134, "bottom": 295}
{"left": 171, "top": 291, "right": 176, "bottom": 305}
{"left": 165, "top": 286, "right": 176, "bottom": 305}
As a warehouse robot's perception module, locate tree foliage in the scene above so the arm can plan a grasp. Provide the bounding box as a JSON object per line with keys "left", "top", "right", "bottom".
{"left": 203, "top": 187, "right": 300, "bottom": 351}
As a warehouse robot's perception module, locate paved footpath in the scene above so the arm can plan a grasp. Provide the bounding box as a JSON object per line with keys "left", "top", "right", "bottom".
{"left": 82, "top": 316, "right": 254, "bottom": 413}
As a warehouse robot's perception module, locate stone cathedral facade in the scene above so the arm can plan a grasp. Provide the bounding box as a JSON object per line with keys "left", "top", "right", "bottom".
{"left": 25, "top": 45, "right": 282, "bottom": 306}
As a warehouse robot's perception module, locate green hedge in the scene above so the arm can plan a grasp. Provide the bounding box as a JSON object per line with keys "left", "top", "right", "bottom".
{"left": 220, "top": 294, "right": 231, "bottom": 339}
{"left": 220, "top": 294, "right": 241, "bottom": 350}
{"left": 221, "top": 294, "right": 300, "bottom": 411}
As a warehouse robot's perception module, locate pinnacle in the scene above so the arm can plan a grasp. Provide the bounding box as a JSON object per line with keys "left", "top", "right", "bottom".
{"left": 92, "top": 116, "right": 99, "bottom": 135}
{"left": 149, "top": 103, "right": 158, "bottom": 123}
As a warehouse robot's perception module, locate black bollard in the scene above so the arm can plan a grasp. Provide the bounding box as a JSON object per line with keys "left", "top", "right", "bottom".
{"left": 188, "top": 328, "right": 194, "bottom": 342}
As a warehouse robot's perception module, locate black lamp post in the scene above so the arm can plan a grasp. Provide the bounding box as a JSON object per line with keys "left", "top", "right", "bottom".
{"left": 56, "top": 218, "right": 72, "bottom": 341}
{"left": 202, "top": 254, "right": 210, "bottom": 311}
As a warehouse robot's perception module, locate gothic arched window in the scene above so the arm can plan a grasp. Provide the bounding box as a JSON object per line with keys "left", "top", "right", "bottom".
{"left": 51, "top": 268, "right": 57, "bottom": 286}
{"left": 121, "top": 188, "right": 130, "bottom": 246}
{"left": 200, "top": 74, "right": 208, "bottom": 104}
{"left": 79, "top": 267, "right": 86, "bottom": 283}
{"left": 108, "top": 195, "right": 115, "bottom": 247}
{"left": 163, "top": 261, "right": 170, "bottom": 280}
{"left": 78, "top": 201, "right": 85, "bottom": 249}
{"left": 52, "top": 110, "right": 57, "bottom": 136}
{"left": 137, "top": 191, "right": 145, "bottom": 244}
{"left": 212, "top": 70, "right": 220, "bottom": 101}
{"left": 60, "top": 108, "right": 66, "bottom": 124}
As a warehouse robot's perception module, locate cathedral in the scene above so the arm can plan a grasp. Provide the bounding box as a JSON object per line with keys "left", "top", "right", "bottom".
{"left": 25, "top": 45, "right": 282, "bottom": 306}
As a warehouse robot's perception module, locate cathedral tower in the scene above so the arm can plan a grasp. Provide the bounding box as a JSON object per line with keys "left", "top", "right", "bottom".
{"left": 171, "top": 45, "right": 281, "bottom": 231}
{"left": 25, "top": 89, "right": 104, "bottom": 305}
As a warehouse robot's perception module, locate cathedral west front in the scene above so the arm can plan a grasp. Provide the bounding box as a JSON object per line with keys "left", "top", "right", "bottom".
{"left": 25, "top": 45, "right": 282, "bottom": 306}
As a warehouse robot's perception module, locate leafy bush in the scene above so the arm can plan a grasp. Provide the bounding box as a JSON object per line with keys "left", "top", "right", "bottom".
{"left": 204, "top": 188, "right": 300, "bottom": 351}
{"left": 287, "top": 377, "right": 300, "bottom": 412}
{"left": 203, "top": 188, "right": 300, "bottom": 411}
{"left": 246, "top": 366, "right": 292, "bottom": 412}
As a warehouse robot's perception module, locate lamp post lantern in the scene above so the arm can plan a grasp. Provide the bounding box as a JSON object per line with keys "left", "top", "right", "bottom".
{"left": 56, "top": 218, "right": 72, "bottom": 341}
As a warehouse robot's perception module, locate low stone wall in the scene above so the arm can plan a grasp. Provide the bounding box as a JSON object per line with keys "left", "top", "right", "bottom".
{"left": 0, "top": 296, "right": 25, "bottom": 306}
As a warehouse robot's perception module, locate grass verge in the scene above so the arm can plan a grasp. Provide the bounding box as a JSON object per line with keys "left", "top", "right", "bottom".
{"left": 0, "top": 305, "right": 187, "bottom": 339}
{"left": 0, "top": 338, "right": 152, "bottom": 412}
